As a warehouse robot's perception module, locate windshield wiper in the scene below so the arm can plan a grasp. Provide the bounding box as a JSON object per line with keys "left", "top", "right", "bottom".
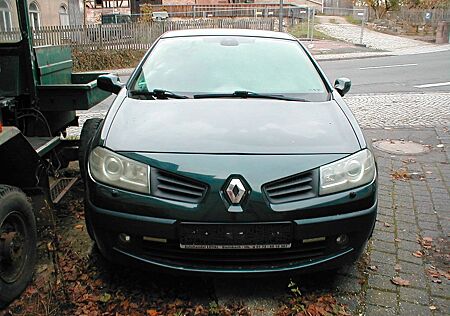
{"left": 129, "top": 89, "right": 188, "bottom": 99}
{"left": 193, "top": 91, "right": 307, "bottom": 102}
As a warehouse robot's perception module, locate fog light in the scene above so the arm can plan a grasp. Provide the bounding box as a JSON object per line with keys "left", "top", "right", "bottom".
{"left": 118, "top": 233, "right": 131, "bottom": 243}
{"left": 336, "top": 234, "right": 349, "bottom": 246}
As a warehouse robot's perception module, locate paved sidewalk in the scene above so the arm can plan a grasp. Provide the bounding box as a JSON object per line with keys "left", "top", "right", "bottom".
{"left": 361, "top": 127, "right": 450, "bottom": 316}
{"left": 345, "top": 93, "right": 450, "bottom": 128}
{"left": 315, "top": 23, "right": 450, "bottom": 55}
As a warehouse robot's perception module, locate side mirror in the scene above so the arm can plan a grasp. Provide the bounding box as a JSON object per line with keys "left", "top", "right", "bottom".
{"left": 334, "top": 78, "right": 351, "bottom": 97}
{"left": 97, "top": 74, "right": 124, "bottom": 94}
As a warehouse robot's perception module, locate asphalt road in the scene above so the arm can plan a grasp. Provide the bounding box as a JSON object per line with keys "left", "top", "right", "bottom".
{"left": 318, "top": 50, "right": 450, "bottom": 94}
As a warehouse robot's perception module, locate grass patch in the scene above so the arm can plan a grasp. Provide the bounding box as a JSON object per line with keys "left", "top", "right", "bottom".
{"left": 72, "top": 48, "right": 146, "bottom": 72}
{"left": 288, "top": 23, "right": 335, "bottom": 40}
{"left": 345, "top": 15, "right": 361, "bottom": 25}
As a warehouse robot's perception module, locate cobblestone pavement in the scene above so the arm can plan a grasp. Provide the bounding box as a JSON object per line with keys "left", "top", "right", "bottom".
{"left": 315, "top": 23, "right": 450, "bottom": 55}
{"left": 345, "top": 93, "right": 450, "bottom": 128}
{"left": 69, "top": 93, "right": 449, "bottom": 315}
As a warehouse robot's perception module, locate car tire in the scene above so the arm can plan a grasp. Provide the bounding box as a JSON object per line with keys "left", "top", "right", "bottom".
{"left": 78, "top": 118, "right": 103, "bottom": 181}
{"left": 0, "top": 185, "right": 37, "bottom": 308}
{"left": 78, "top": 118, "right": 102, "bottom": 241}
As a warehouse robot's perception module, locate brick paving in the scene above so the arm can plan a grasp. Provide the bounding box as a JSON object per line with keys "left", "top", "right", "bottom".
{"left": 70, "top": 92, "right": 450, "bottom": 315}
{"left": 361, "top": 127, "right": 449, "bottom": 315}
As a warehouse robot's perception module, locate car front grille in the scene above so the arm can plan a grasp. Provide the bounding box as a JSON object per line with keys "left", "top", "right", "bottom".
{"left": 151, "top": 169, "right": 208, "bottom": 203}
{"left": 263, "top": 170, "right": 318, "bottom": 204}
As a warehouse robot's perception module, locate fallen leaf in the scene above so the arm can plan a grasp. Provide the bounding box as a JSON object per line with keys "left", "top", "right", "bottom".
{"left": 194, "top": 305, "right": 207, "bottom": 316}
{"left": 391, "top": 277, "right": 410, "bottom": 286}
{"left": 394, "top": 238, "right": 401, "bottom": 242}
{"left": 36, "top": 264, "right": 48, "bottom": 274}
{"left": 147, "top": 309, "right": 159, "bottom": 316}
{"left": 429, "top": 306, "right": 437, "bottom": 311}
{"left": 74, "top": 224, "right": 84, "bottom": 230}
{"left": 412, "top": 251, "right": 423, "bottom": 258}
{"left": 47, "top": 242, "right": 55, "bottom": 252}
{"left": 98, "top": 293, "right": 111, "bottom": 303}
{"left": 394, "top": 264, "right": 402, "bottom": 272}
{"left": 384, "top": 222, "right": 392, "bottom": 227}
{"left": 368, "top": 265, "right": 378, "bottom": 271}
{"left": 80, "top": 274, "right": 89, "bottom": 281}
{"left": 432, "top": 279, "right": 442, "bottom": 283}
{"left": 418, "top": 236, "right": 433, "bottom": 249}
{"left": 390, "top": 168, "right": 411, "bottom": 181}
{"left": 436, "top": 144, "right": 444, "bottom": 148}
{"left": 93, "top": 279, "right": 103, "bottom": 287}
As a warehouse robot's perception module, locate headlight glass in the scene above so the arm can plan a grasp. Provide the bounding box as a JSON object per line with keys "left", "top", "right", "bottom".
{"left": 319, "top": 149, "right": 375, "bottom": 195}
{"left": 89, "top": 147, "right": 149, "bottom": 194}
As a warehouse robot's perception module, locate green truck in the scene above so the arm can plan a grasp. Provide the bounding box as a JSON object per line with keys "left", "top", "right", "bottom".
{"left": 0, "top": 0, "right": 111, "bottom": 306}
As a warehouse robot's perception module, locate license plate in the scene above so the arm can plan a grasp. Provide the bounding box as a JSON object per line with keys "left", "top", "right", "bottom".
{"left": 180, "top": 243, "right": 291, "bottom": 249}
{"left": 179, "top": 223, "right": 292, "bottom": 250}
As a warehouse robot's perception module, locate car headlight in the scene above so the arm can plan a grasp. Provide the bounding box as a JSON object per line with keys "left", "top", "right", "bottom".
{"left": 319, "top": 149, "right": 376, "bottom": 195}
{"left": 88, "top": 147, "right": 150, "bottom": 194}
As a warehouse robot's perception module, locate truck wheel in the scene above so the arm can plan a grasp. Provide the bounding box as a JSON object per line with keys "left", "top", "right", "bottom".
{"left": 0, "top": 185, "right": 37, "bottom": 308}
{"left": 78, "top": 118, "right": 103, "bottom": 180}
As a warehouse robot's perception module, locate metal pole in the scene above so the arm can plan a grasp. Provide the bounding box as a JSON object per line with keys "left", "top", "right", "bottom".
{"left": 307, "top": 8, "right": 310, "bottom": 39}
{"left": 279, "top": 0, "right": 283, "bottom": 32}
{"left": 360, "top": 10, "right": 365, "bottom": 45}
{"left": 311, "top": 8, "right": 315, "bottom": 41}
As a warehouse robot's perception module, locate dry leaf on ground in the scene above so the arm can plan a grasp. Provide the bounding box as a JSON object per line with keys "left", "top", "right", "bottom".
{"left": 390, "top": 168, "right": 412, "bottom": 181}
{"left": 391, "top": 277, "right": 410, "bottom": 286}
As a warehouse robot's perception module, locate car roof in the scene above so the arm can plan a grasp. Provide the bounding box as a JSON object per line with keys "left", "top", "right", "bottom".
{"left": 160, "top": 28, "right": 296, "bottom": 40}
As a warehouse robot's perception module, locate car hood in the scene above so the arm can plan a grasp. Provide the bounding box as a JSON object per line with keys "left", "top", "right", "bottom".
{"left": 105, "top": 98, "right": 360, "bottom": 154}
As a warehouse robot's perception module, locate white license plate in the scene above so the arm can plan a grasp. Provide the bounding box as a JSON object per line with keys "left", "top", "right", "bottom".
{"left": 180, "top": 243, "right": 291, "bottom": 250}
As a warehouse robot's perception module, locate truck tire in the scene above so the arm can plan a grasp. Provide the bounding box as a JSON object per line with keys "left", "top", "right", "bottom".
{"left": 78, "top": 118, "right": 103, "bottom": 180}
{"left": 0, "top": 185, "right": 37, "bottom": 308}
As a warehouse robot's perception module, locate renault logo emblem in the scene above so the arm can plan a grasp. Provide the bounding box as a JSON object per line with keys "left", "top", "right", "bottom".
{"left": 225, "top": 178, "right": 246, "bottom": 204}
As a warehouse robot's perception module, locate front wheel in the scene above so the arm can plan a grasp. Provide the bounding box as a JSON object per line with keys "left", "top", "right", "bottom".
{"left": 0, "top": 185, "right": 37, "bottom": 308}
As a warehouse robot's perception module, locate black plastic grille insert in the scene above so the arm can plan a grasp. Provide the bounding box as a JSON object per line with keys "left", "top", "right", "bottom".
{"left": 151, "top": 169, "right": 208, "bottom": 203}
{"left": 263, "top": 170, "right": 318, "bottom": 204}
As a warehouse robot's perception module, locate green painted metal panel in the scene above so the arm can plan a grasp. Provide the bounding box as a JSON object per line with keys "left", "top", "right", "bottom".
{"left": 37, "top": 72, "right": 111, "bottom": 111}
{"left": 34, "top": 45, "right": 73, "bottom": 85}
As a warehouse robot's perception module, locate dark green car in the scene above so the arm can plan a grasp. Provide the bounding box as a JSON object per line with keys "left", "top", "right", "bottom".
{"left": 81, "top": 29, "right": 377, "bottom": 274}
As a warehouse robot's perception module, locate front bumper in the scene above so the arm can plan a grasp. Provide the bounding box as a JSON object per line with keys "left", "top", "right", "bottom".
{"left": 86, "top": 183, "right": 377, "bottom": 274}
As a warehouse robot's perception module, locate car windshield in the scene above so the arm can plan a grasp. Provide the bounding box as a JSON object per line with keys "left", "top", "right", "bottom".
{"left": 132, "top": 36, "right": 329, "bottom": 101}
